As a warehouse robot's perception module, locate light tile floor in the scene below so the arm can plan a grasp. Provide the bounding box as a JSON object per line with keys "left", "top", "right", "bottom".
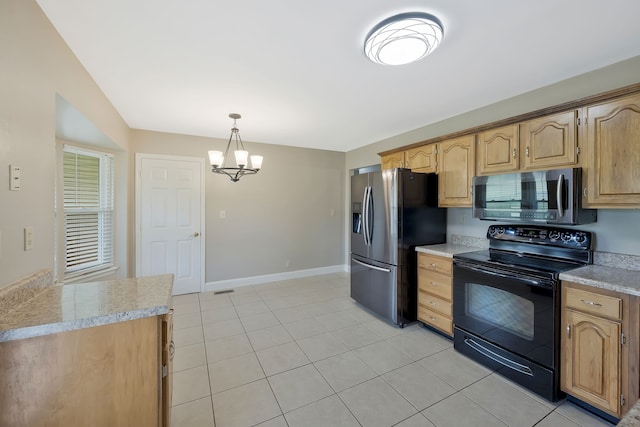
{"left": 170, "top": 273, "right": 615, "bottom": 427}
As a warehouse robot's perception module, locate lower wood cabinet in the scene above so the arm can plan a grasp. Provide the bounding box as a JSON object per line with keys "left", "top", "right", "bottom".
{"left": 0, "top": 315, "right": 172, "bottom": 426}
{"left": 417, "top": 253, "right": 453, "bottom": 336}
{"left": 561, "top": 281, "right": 639, "bottom": 419}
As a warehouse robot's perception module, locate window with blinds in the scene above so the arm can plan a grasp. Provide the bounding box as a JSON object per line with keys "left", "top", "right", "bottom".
{"left": 63, "top": 146, "right": 114, "bottom": 276}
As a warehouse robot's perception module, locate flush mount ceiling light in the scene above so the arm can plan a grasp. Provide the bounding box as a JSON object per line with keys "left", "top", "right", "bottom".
{"left": 364, "top": 12, "right": 444, "bottom": 66}
{"left": 208, "top": 113, "right": 263, "bottom": 182}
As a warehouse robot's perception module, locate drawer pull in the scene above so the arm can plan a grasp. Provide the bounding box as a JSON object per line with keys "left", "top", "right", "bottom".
{"left": 429, "top": 301, "right": 437, "bottom": 306}
{"left": 430, "top": 263, "right": 437, "bottom": 267}
{"left": 429, "top": 317, "right": 437, "bottom": 321}
{"left": 430, "top": 282, "right": 437, "bottom": 286}
{"left": 566, "top": 324, "right": 571, "bottom": 337}
{"left": 581, "top": 299, "right": 602, "bottom": 307}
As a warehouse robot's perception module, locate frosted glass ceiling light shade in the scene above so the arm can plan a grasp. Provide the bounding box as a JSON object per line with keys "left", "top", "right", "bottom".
{"left": 364, "top": 12, "right": 444, "bottom": 65}
{"left": 209, "top": 113, "right": 263, "bottom": 182}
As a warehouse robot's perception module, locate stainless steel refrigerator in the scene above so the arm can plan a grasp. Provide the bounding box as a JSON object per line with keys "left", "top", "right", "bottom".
{"left": 350, "top": 168, "right": 446, "bottom": 327}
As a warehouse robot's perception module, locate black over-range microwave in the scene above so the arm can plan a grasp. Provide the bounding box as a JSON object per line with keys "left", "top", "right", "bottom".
{"left": 472, "top": 167, "right": 597, "bottom": 225}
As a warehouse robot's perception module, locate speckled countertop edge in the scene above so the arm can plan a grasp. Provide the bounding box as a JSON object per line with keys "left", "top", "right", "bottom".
{"left": 0, "top": 274, "right": 173, "bottom": 342}
{"left": 617, "top": 400, "right": 640, "bottom": 427}
{"left": 0, "top": 270, "right": 52, "bottom": 314}
{"left": 559, "top": 265, "right": 640, "bottom": 296}
{"left": 416, "top": 243, "right": 484, "bottom": 258}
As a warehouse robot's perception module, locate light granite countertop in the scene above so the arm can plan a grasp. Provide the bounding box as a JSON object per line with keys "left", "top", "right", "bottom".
{"left": 559, "top": 265, "right": 640, "bottom": 297}
{"left": 0, "top": 274, "right": 174, "bottom": 342}
{"left": 416, "top": 243, "right": 485, "bottom": 258}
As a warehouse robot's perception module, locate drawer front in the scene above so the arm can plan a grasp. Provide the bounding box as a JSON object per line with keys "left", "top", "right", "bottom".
{"left": 564, "top": 287, "right": 622, "bottom": 320}
{"left": 418, "top": 306, "right": 453, "bottom": 336}
{"left": 418, "top": 291, "right": 452, "bottom": 317}
{"left": 418, "top": 253, "right": 452, "bottom": 275}
{"left": 418, "top": 269, "right": 452, "bottom": 301}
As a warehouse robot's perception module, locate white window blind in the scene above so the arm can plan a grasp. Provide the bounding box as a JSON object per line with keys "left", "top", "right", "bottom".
{"left": 63, "top": 146, "right": 114, "bottom": 276}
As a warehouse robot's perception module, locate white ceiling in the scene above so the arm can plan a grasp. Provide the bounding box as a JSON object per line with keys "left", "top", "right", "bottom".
{"left": 37, "top": 0, "right": 640, "bottom": 152}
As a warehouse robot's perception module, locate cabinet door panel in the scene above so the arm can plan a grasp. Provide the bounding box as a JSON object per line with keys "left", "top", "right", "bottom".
{"left": 438, "top": 135, "right": 475, "bottom": 207}
{"left": 381, "top": 152, "right": 405, "bottom": 170}
{"left": 585, "top": 94, "right": 640, "bottom": 206}
{"left": 521, "top": 111, "right": 578, "bottom": 170}
{"left": 406, "top": 144, "right": 436, "bottom": 173}
{"left": 477, "top": 125, "right": 519, "bottom": 175}
{"left": 562, "top": 309, "right": 620, "bottom": 415}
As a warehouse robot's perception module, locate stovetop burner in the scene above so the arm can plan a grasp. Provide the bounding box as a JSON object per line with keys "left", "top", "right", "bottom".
{"left": 454, "top": 224, "right": 593, "bottom": 278}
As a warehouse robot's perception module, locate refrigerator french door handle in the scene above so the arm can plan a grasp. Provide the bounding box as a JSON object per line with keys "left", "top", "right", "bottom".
{"left": 362, "top": 186, "right": 369, "bottom": 246}
{"left": 366, "top": 186, "right": 374, "bottom": 245}
{"left": 556, "top": 173, "right": 565, "bottom": 218}
{"left": 351, "top": 257, "right": 391, "bottom": 273}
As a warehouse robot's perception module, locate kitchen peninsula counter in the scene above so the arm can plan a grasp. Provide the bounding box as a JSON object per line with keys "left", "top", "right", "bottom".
{"left": 0, "top": 274, "right": 173, "bottom": 342}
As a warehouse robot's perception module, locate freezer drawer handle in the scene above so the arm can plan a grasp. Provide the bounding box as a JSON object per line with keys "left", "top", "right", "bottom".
{"left": 464, "top": 337, "right": 534, "bottom": 377}
{"left": 351, "top": 257, "right": 391, "bottom": 273}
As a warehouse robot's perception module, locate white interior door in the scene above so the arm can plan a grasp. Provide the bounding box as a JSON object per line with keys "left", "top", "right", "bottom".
{"left": 136, "top": 154, "right": 204, "bottom": 295}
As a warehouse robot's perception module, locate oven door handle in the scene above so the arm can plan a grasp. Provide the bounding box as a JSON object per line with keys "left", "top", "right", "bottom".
{"left": 464, "top": 338, "right": 534, "bottom": 377}
{"left": 454, "top": 261, "right": 553, "bottom": 288}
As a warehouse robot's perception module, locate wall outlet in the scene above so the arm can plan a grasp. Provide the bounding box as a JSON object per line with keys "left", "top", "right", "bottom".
{"left": 24, "top": 227, "right": 33, "bottom": 251}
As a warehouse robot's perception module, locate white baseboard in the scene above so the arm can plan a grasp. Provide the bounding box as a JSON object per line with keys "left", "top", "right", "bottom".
{"left": 205, "top": 264, "right": 349, "bottom": 293}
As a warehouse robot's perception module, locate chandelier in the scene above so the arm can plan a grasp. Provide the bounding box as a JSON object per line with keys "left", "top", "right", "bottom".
{"left": 208, "top": 113, "right": 263, "bottom": 182}
{"left": 364, "top": 12, "right": 444, "bottom": 66}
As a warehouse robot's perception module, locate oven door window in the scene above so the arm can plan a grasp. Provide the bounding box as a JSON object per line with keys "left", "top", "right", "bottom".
{"left": 453, "top": 264, "right": 556, "bottom": 368}
{"left": 467, "top": 283, "right": 534, "bottom": 341}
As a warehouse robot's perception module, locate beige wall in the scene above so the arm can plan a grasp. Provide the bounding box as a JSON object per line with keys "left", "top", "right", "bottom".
{"left": 130, "top": 130, "right": 346, "bottom": 283}
{"left": 345, "top": 55, "right": 640, "bottom": 257}
{"left": 0, "top": 0, "right": 131, "bottom": 288}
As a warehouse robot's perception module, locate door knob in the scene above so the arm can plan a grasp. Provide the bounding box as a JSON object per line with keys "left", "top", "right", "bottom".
{"left": 191, "top": 232, "right": 200, "bottom": 237}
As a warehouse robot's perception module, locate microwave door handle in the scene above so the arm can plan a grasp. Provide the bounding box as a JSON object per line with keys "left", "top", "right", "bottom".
{"left": 556, "top": 173, "right": 565, "bottom": 218}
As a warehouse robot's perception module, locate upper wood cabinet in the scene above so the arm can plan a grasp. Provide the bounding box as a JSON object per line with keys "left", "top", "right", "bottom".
{"left": 583, "top": 93, "right": 640, "bottom": 207}
{"left": 437, "top": 135, "right": 475, "bottom": 207}
{"left": 520, "top": 111, "right": 579, "bottom": 170}
{"left": 406, "top": 144, "right": 437, "bottom": 173}
{"left": 381, "top": 152, "right": 405, "bottom": 170}
{"left": 477, "top": 112, "right": 579, "bottom": 175}
{"left": 476, "top": 124, "right": 519, "bottom": 175}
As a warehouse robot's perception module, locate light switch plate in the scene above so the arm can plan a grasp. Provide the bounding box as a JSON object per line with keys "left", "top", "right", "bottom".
{"left": 10, "top": 165, "right": 21, "bottom": 191}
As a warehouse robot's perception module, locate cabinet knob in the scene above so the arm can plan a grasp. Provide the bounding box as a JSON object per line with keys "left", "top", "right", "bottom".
{"left": 512, "top": 148, "right": 517, "bottom": 159}
{"left": 525, "top": 146, "right": 530, "bottom": 157}
{"left": 566, "top": 324, "right": 571, "bottom": 337}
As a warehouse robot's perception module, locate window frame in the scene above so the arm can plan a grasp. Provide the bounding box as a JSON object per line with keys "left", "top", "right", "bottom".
{"left": 59, "top": 144, "right": 115, "bottom": 281}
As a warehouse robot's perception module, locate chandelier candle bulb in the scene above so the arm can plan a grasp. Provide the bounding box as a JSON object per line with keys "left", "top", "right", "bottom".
{"left": 250, "top": 155, "right": 263, "bottom": 170}
{"left": 208, "top": 150, "right": 224, "bottom": 168}
{"left": 234, "top": 150, "right": 248, "bottom": 168}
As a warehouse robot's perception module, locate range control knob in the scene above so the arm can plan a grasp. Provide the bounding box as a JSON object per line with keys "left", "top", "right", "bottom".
{"left": 488, "top": 227, "right": 497, "bottom": 237}
{"left": 497, "top": 227, "right": 505, "bottom": 235}
{"left": 574, "top": 234, "right": 588, "bottom": 244}
{"left": 560, "top": 232, "right": 572, "bottom": 242}
{"left": 548, "top": 231, "right": 561, "bottom": 240}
